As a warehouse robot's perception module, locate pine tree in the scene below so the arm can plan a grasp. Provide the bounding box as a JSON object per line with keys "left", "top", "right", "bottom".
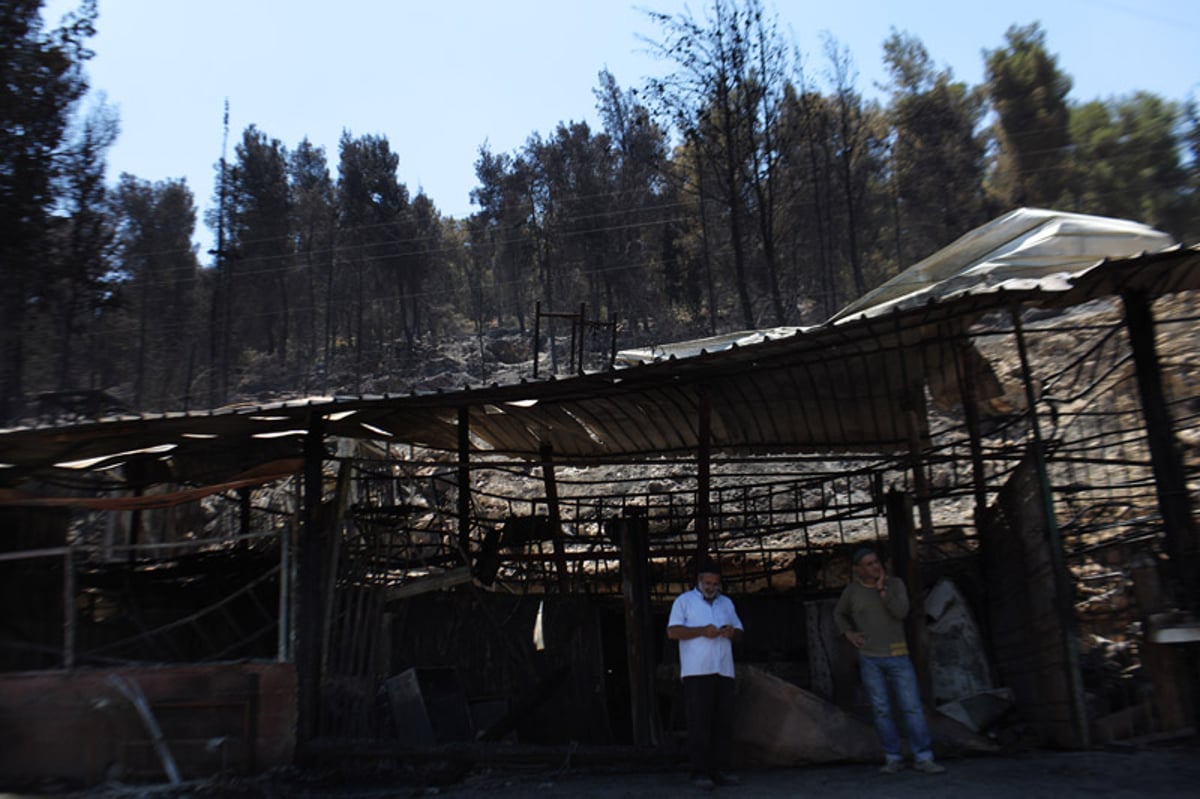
{"left": 0, "top": 0, "right": 97, "bottom": 421}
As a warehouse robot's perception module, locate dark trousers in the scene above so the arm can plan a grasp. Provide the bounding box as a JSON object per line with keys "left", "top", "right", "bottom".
{"left": 682, "top": 674, "right": 736, "bottom": 776}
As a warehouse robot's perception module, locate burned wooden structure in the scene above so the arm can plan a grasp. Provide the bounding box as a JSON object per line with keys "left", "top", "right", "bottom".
{"left": 1, "top": 210, "right": 1198, "bottom": 785}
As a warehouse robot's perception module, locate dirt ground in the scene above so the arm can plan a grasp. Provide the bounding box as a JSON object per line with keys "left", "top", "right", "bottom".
{"left": 437, "top": 742, "right": 1198, "bottom": 798}
{"left": 39, "top": 738, "right": 1195, "bottom": 798}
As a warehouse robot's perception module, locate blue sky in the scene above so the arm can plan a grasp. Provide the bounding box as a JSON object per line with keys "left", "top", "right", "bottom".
{"left": 45, "top": 0, "right": 1200, "bottom": 261}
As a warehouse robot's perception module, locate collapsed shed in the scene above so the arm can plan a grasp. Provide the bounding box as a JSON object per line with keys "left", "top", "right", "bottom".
{"left": 1, "top": 208, "right": 1198, "bottom": 785}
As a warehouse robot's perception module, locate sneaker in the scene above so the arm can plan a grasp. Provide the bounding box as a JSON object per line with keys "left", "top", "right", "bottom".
{"left": 879, "top": 759, "right": 904, "bottom": 775}
{"left": 711, "top": 771, "right": 741, "bottom": 786}
{"left": 914, "top": 759, "right": 946, "bottom": 774}
{"left": 690, "top": 773, "right": 716, "bottom": 789}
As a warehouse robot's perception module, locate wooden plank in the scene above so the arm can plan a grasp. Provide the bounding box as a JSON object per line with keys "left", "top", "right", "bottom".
{"left": 385, "top": 567, "right": 473, "bottom": 601}
{"left": 540, "top": 446, "right": 571, "bottom": 593}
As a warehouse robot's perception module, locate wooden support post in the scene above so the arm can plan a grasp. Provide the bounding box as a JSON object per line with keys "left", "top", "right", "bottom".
{"left": 886, "top": 489, "right": 929, "bottom": 700}
{"left": 568, "top": 312, "right": 577, "bottom": 374}
{"left": 618, "top": 515, "right": 660, "bottom": 746}
{"left": 1122, "top": 290, "right": 1199, "bottom": 613}
{"left": 320, "top": 459, "right": 353, "bottom": 675}
{"left": 278, "top": 521, "right": 291, "bottom": 663}
{"left": 903, "top": 386, "right": 934, "bottom": 538}
{"left": 609, "top": 314, "right": 618, "bottom": 370}
{"left": 62, "top": 545, "right": 75, "bottom": 670}
{"left": 696, "top": 388, "right": 712, "bottom": 562}
{"left": 297, "top": 417, "right": 326, "bottom": 747}
{"left": 578, "top": 302, "right": 587, "bottom": 374}
{"left": 540, "top": 445, "right": 571, "bottom": 593}
{"left": 239, "top": 486, "right": 251, "bottom": 536}
{"left": 458, "top": 406, "right": 471, "bottom": 560}
{"left": 955, "top": 341, "right": 990, "bottom": 520}
{"left": 127, "top": 486, "right": 145, "bottom": 564}
{"left": 1011, "top": 306, "right": 1090, "bottom": 747}
{"left": 1131, "top": 551, "right": 1195, "bottom": 731}
{"left": 892, "top": 313, "right": 933, "bottom": 536}
{"left": 533, "top": 301, "right": 542, "bottom": 379}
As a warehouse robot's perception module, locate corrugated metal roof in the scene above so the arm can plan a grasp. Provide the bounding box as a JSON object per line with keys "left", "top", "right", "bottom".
{"left": 1, "top": 242, "right": 1198, "bottom": 496}
{"left": 829, "top": 207, "right": 1177, "bottom": 322}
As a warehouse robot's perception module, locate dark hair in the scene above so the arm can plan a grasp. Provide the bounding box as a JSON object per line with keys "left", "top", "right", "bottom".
{"left": 852, "top": 547, "right": 876, "bottom": 565}
{"left": 696, "top": 557, "right": 722, "bottom": 577}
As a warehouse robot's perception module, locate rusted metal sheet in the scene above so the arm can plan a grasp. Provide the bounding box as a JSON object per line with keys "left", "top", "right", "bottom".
{"left": 979, "top": 451, "right": 1088, "bottom": 748}
{"left": 0, "top": 662, "right": 296, "bottom": 785}
{"left": 731, "top": 665, "right": 997, "bottom": 766}
{"left": 730, "top": 665, "right": 879, "bottom": 764}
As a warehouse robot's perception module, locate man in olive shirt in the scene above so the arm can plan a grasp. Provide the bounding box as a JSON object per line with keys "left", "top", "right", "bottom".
{"left": 834, "top": 547, "right": 945, "bottom": 775}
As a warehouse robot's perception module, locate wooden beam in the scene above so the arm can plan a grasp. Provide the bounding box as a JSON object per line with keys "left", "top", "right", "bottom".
{"left": 457, "top": 406, "right": 471, "bottom": 559}
{"left": 577, "top": 302, "right": 586, "bottom": 374}
{"left": 62, "top": 546, "right": 75, "bottom": 670}
{"left": 296, "top": 417, "right": 326, "bottom": 747}
{"left": 1131, "top": 552, "right": 1195, "bottom": 731}
{"left": 385, "top": 567, "right": 474, "bottom": 601}
{"left": 533, "top": 301, "right": 542, "bottom": 379}
{"left": 886, "top": 489, "right": 929, "bottom": 700}
{"left": 903, "top": 386, "right": 934, "bottom": 537}
{"left": 277, "top": 517, "right": 292, "bottom": 663}
{"left": 955, "top": 340, "right": 990, "bottom": 519}
{"left": 696, "top": 388, "right": 712, "bottom": 561}
{"left": 1122, "top": 290, "right": 1199, "bottom": 613}
{"left": 540, "top": 445, "right": 571, "bottom": 593}
{"left": 319, "top": 459, "right": 353, "bottom": 675}
{"left": 618, "top": 515, "right": 660, "bottom": 746}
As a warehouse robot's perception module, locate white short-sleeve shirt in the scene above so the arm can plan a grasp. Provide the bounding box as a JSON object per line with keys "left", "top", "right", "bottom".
{"left": 668, "top": 587, "right": 744, "bottom": 678}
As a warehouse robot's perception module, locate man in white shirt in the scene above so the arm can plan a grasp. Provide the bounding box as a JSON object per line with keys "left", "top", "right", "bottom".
{"left": 667, "top": 557, "right": 744, "bottom": 789}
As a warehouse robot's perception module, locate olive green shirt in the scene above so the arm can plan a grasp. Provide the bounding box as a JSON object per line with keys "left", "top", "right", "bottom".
{"left": 833, "top": 576, "right": 911, "bottom": 658}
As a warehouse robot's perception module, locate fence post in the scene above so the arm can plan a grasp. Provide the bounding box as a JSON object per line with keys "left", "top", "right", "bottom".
{"left": 63, "top": 545, "right": 75, "bottom": 670}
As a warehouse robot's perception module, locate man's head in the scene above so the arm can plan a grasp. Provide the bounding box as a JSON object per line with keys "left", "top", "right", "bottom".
{"left": 696, "top": 557, "right": 722, "bottom": 600}
{"left": 852, "top": 547, "right": 884, "bottom": 582}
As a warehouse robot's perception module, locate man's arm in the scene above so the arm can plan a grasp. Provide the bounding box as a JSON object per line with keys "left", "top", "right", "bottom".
{"left": 834, "top": 585, "right": 866, "bottom": 648}
{"left": 723, "top": 602, "right": 745, "bottom": 641}
{"left": 833, "top": 585, "right": 856, "bottom": 634}
{"left": 879, "top": 574, "right": 909, "bottom": 618}
{"left": 668, "top": 624, "right": 720, "bottom": 640}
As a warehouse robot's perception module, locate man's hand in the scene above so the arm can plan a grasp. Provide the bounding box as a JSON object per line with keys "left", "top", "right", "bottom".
{"left": 845, "top": 631, "right": 866, "bottom": 648}
{"left": 703, "top": 624, "right": 721, "bottom": 638}
{"left": 718, "top": 624, "right": 738, "bottom": 639}
{"left": 875, "top": 573, "right": 888, "bottom": 593}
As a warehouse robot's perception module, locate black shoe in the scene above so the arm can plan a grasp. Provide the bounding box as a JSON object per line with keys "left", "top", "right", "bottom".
{"left": 711, "top": 771, "right": 741, "bottom": 786}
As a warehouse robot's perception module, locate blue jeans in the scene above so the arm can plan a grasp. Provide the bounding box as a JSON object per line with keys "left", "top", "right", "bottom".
{"left": 859, "top": 654, "right": 934, "bottom": 762}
